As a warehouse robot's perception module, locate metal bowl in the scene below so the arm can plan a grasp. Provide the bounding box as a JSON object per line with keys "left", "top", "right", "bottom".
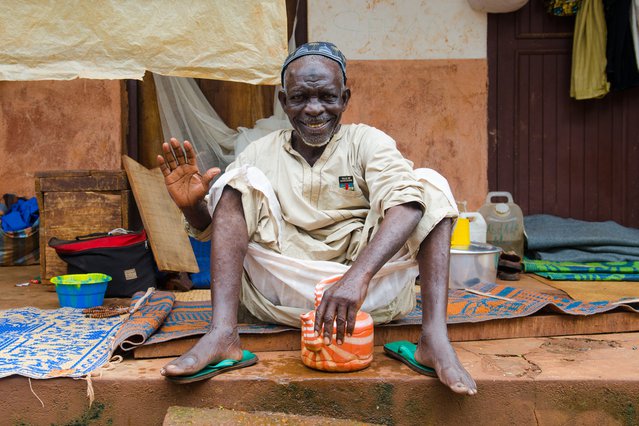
{"left": 449, "top": 243, "right": 502, "bottom": 289}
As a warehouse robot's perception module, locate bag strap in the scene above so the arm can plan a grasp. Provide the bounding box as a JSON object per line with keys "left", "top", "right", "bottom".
{"left": 75, "top": 229, "right": 134, "bottom": 240}
{"left": 75, "top": 232, "right": 110, "bottom": 240}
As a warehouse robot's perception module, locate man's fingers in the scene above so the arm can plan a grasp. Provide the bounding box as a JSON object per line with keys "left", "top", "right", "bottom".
{"left": 314, "top": 299, "right": 336, "bottom": 345}
{"left": 346, "top": 306, "right": 357, "bottom": 337}
{"left": 157, "top": 155, "right": 171, "bottom": 177}
{"left": 322, "top": 304, "right": 336, "bottom": 345}
{"left": 335, "top": 305, "right": 348, "bottom": 345}
{"left": 170, "top": 138, "right": 187, "bottom": 166}
{"left": 184, "top": 141, "right": 197, "bottom": 166}
{"left": 314, "top": 301, "right": 327, "bottom": 336}
{"left": 201, "top": 167, "right": 221, "bottom": 188}
{"left": 162, "top": 141, "right": 178, "bottom": 170}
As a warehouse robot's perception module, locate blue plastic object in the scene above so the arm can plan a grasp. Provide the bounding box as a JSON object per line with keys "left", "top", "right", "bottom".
{"left": 51, "top": 273, "right": 111, "bottom": 308}
{"left": 188, "top": 237, "right": 211, "bottom": 288}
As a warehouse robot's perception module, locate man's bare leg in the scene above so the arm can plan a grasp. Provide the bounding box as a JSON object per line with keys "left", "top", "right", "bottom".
{"left": 161, "top": 187, "right": 247, "bottom": 376}
{"left": 415, "top": 218, "right": 477, "bottom": 395}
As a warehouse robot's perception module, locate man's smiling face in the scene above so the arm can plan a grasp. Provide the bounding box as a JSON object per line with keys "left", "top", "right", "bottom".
{"left": 278, "top": 56, "right": 350, "bottom": 148}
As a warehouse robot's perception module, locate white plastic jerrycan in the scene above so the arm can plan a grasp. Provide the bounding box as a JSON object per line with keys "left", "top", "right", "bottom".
{"left": 459, "top": 212, "right": 487, "bottom": 243}
{"left": 478, "top": 192, "right": 524, "bottom": 258}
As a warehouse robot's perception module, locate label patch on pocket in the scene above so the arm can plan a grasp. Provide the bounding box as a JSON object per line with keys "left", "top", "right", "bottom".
{"left": 339, "top": 176, "right": 355, "bottom": 191}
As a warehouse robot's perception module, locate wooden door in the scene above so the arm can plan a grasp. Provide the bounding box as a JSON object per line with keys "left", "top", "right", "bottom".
{"left": 488, "top": 1, "right": 639, "bottom": 227}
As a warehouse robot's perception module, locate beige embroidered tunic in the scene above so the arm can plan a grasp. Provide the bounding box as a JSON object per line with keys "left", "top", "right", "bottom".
{"left": 189, "top": 124, "right": 458, "bottom": 326}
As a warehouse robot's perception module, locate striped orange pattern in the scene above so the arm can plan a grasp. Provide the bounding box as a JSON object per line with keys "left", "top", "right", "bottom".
{"left": 300, "top": 275, "right": 374, "bottom": 372}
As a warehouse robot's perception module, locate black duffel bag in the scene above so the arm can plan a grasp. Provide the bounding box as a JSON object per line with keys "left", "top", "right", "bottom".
{"left": 49, "top": 229, "right": 157, "bottom": 297}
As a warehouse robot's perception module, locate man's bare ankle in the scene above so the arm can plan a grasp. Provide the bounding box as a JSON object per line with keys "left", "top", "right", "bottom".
{"left": 206, "top": 325, "right": 239, "bottom": 338}
{"left": 419, "top": 327, "right": 449, "bottom": 343}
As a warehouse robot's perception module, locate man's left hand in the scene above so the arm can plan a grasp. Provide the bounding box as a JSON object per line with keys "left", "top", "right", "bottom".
{"left": 314, "top": 273, "right": 369, "bottom": 345}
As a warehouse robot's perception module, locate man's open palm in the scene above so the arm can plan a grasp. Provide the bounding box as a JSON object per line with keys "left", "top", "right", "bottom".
{"left": 157, "top": 138, "right": 220, "bottom": 209}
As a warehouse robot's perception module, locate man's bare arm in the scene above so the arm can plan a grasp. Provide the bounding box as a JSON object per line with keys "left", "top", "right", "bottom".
{"left": 181, "top": 200, "right": 213, "bottom": 232}
{"left": 314, "top": 201, "right": 423, "bottom": 344}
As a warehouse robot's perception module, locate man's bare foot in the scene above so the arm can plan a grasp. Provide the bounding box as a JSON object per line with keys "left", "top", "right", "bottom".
{"left": 415, "top": 332, "right": 477, "bottom": 396}
{"left": 160, "top": 328, "right": 242, "bottom": 377}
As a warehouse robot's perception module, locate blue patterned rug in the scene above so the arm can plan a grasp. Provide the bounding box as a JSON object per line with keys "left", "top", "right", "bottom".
{"left": 0, "top": 307, "right": 123, "bottom": 379}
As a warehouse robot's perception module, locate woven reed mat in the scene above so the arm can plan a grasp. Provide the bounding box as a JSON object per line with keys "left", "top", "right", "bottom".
{"left": 173, "top": 289, "right": 210, "bottom": 302}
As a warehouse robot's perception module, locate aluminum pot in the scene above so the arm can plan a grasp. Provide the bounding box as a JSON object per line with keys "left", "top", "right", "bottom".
{"left": 449, "top": 243, "right": 501, "bottom": 289}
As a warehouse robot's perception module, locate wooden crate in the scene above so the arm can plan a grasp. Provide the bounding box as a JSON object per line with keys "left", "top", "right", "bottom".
{"left": 35, "top": 170, "right": 136, "bottom": 280}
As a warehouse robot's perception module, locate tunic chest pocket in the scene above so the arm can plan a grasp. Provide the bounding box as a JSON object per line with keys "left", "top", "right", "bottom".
{"left": 321, "top": 184, "right": 368, "bottom": 211}
{"left": 328, "top": 185, "right": 364, "bottom": 198}
{"left": 318, "top": 169, "right": 367, "bottom": 209}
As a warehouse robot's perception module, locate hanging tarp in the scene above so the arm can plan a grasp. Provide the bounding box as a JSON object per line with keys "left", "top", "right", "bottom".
{"left": 0, "top": 0, "right": 288, "bottom": 84}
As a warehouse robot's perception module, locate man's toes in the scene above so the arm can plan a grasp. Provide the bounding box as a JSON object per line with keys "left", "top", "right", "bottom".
{"left": 460, "top": 382, "right": 477, "bottom": 396}
{"left": 450, "top": 381, "right": 470, "bottom": 394}
{"left": 161, "top": 355, "right": 200, "bottom": 376}
{"left": 454, "top": 377, "right": 477, "bottom": 396}
{"left": 439, "top": 368, "right": 477, "bottom": 396}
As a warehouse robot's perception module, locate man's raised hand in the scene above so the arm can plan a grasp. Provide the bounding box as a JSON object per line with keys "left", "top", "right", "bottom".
{"left": 157, "top": 138, "right": 220, "bottom": 210}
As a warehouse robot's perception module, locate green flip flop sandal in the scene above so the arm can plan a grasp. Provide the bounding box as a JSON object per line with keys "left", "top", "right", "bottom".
{"left": 383, "top": 341, "right": 437, "bottom": 377}
{"left": 166, "top": 350, "right": 258, "bottom": 384}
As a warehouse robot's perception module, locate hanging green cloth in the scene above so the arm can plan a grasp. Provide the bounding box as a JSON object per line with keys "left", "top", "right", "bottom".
{"left": 570, "top": 0, "right": 611, "bottom": 99}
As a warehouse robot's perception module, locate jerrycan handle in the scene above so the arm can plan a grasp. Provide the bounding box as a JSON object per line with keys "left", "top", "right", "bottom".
{"left": 485, "top": 191, "right": 514, "bottom": 204}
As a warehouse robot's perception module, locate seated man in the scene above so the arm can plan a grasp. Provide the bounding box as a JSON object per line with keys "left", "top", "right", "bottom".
{"left": 158, "top": 42, "right": 476, "bottom": 395}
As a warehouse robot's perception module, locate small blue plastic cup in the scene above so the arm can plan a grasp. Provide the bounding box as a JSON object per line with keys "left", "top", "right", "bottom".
{"left": 51, "top": 273, "right": 111, "bottom": 308}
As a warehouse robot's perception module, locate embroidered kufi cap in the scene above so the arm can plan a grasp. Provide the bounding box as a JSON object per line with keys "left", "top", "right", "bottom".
{"left": 281, "top": 41, "right": 347, "bottom": 86}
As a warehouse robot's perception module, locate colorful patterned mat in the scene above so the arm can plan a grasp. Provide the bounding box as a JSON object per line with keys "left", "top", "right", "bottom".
{"left": 524, "top": 259, "right": 639, "bottom": 281}
{"left": 112, "top": 291, "right": 175, "bottom": 351}
{"left": 0, "top": 307, "right": 123, "bottom": 379}
{"left": 113, "top": 284, "right": 639, "bottom": 351}
{"left": 113, "top": 290, "right": 294, "bottom": 351}
{"left": 445, "top": 283, "right": 639, "bottom": 323}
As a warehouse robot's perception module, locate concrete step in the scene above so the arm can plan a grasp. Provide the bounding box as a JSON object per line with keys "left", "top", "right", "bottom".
{"left": 3, "top": 333, "right": 639, "bottom": 425}
{"left": 163, "top": 406, "right": 377, "bottom": 425}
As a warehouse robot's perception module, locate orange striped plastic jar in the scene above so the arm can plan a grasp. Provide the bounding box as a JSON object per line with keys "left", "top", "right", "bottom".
{"left": 300, "top": 275, "right": 374, "bottom": 372}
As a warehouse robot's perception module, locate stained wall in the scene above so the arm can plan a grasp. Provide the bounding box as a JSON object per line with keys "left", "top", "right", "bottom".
{"left": 0, "top": 80, "right": 123, "bottom": 197}
{"left": 309, "top": 0, "right": 488, "bottom": 209}
{"left": 0, "top": 1, "right": 489, "bottom": 208}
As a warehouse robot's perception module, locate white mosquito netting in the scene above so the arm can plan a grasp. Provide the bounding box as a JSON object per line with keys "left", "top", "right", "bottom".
{"left": 154, "top": 74, "right": 292, "bottom": 173}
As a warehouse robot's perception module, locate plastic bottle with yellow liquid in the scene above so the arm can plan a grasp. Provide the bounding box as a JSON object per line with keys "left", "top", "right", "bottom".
{"left": 456, "top": 200, "right": 488, "bottom": 243}
{"left": 478, "top": 192, "right": 525, "bottom": 258}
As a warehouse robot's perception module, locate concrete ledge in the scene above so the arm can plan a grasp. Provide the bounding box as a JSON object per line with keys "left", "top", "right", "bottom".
{"left": 3, "top": 333, "right": 639, "bottom": 425}
{"left": 163, "top": 406, "right": 377, "bottom": 425}
{"left": 134, "top": 312, "right": 639, "bottom": 358}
